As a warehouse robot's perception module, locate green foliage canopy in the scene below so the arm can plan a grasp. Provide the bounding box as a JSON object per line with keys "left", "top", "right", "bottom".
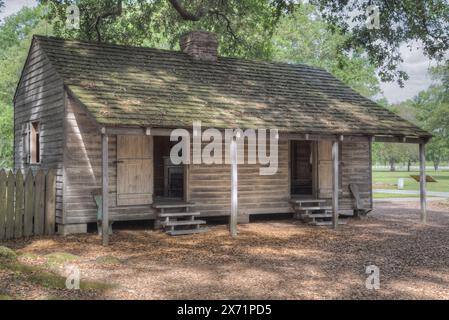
{"left": 41, "top": 0, "right": 292, "bottom": 60}
{"left": 315, "top": 0, "right": 449, "bottom": 86}
{"left": 413, "top": 62, "right": 449, "bottom": 170}
{"left": 372, "top": 142, "right": 418, "bottom": 171}
{"left": 0, "top": 6, "right": 52, "bottom": 168}
{"left": 373, "top": 62, "right": 449, "bottom": 171}
{"left": 272, "top": 4, "right": 380, "bottom": 98}
{"left": 40, "top": 0, "right": 449, "bottom": 84}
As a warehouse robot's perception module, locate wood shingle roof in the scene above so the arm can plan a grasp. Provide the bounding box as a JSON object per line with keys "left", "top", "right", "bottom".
{"left": 34, "top": 35, "right": 431, "bottom": 138}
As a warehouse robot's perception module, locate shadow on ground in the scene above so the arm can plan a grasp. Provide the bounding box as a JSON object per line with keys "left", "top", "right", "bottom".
{"left": 1, "top": 201, "right": 449, "bottom": 299}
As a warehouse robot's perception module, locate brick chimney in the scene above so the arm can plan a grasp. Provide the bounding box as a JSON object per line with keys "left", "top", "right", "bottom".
{"left": 180, "top": 31, "right": 218, "bottom": 62}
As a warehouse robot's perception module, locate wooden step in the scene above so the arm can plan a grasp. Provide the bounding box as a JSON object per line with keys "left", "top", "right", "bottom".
{"left": 162, "top": 220, "right": 206, "bottom": 227}
{"left": 295, "top": 206, "right": 332, "bottom": 211}
{"left": 166, "top": 228, "right": 209, "bottom": 236}
{"left": 290, "top": 199, "right": 327, "bottom": 205}
{"left": 153, "top": 203, "right": 196, "bottom": 209}
{"left": 302, "top": 213, "right": 333, "bottom": 218}
{"left": 159, "top": 212, "right": 201, "bottom": 218}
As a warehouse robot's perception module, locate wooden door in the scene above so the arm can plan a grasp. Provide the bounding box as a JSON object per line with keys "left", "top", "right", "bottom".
{"left": 317, "top": 140, "right": 333, "bottom": 198}
{"left": 117, "top": 135, "right": 153, "bottom": 206}
{"left": 291, "top": 141, "right": 313, "bottom": 195}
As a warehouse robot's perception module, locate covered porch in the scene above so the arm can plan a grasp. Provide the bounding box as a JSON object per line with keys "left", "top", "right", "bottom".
{"left": 97, "top": 126, "right": 431, "bottom": 246}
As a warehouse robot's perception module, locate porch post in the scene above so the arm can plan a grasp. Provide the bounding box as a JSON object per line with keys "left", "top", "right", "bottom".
{"left": 419, "top": 143, "right": 427, "bottom": 224}
{"left": 101, "top": 132, "right": 109, "bottom": 246}
{"left": 332, "top": 140, "right": 339, "bottom": 229}
{"left": 230, "top": 138, "right": 238, "bottom": 237}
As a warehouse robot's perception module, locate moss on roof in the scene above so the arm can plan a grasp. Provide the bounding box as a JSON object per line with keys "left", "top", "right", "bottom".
{"left": 34, "top": 35, "right": 430, "bottom": 138}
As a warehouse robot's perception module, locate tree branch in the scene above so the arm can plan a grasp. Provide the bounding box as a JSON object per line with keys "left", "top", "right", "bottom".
{"left": 168, "top": 0, "right": 239, "bottom": 44}
{"left": 168, "top": 0, "right": 208, "bottom": 21}
{"left": 210, "top": 9, "right": 238, "bottom": 42}
{"left": 92, "top": 0, "right": 123, "bottom": 42}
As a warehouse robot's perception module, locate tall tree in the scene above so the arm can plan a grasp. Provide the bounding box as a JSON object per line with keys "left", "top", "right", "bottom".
{"left": 0, "top": 102, "right": 13, "bottom": 168}
{"left": 0, "top": 6, "right": 51, "bottom": 168}
{"left": 414, "top": 62, "right": 449, "bottom": 170}
{"left": 0, "top": 6, "right": 50, "bottom": 103}
{"left": 372, "top": 142, "right": 409, "bottom": 171}
{"left": 272, "top": 4, "right": 380, "bottom": 97}
{"left": 41, "top": 0, "right": 293, "bottom": 60}
{"left": 314, "top": 0, "right": 449, "bottom": 86}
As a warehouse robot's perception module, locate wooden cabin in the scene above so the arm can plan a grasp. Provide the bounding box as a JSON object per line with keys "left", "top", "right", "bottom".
{"left": 14, "top": 32, "right": 431, "bottom": 237}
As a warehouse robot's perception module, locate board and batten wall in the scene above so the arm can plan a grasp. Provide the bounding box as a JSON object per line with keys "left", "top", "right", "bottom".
{"left": 63, "top": 96, "right": 157, "bottom": 224}
{"left": 188, "top": 138, "right": 372, "bottom": 217}
{"left": 312, "top": 138, "right": 372, "bottom": 211}
{"left": 14, "top": 40, "right": 65, "bottom": 224}
{"left": 340, "top": 136, "right": 372, "bottom": 210}
{"left": 188, "top": 141, "right": 291, "bottom": 216}
{"left": 63, "top": 98, "right": 372, "bottom": 227}
{"left": 16, "top": 85, "right": 372, "bottom": 229}
{"left": 63, "top": 100, "right": 290, "bottom": 224}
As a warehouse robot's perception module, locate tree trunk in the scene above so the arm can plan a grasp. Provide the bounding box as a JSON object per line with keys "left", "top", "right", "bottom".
{"left": 389, "top": 159, "right": 395, "bottom": 172}
{"left": 407, "top": 160, "right": 411, "bottom": 172}
{"left": 434, "top": 160, "right": 440, "bottom": 171}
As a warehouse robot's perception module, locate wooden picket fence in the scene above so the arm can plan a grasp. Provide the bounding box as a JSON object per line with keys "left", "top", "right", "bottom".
{"left": 0, "top": 169, "right": 56, "bottom": 240}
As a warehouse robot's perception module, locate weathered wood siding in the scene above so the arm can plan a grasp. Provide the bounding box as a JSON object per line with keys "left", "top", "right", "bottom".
{"left": 340, "top": 137, "right": 372, "bottom": 210}
{"left": 14, "top": 40, "right": 65, "bottom": 223}
{"left": 189, "top": 137, "right": 372, "bottom": 216}
{"left": 188, "top": 141, "right": 291, "bottom": 216}
{"left": 63, "top": 95, "right": 371, "bottom": 224}
{"left": 63, "top": 96, "right": 156, "bottom": 224}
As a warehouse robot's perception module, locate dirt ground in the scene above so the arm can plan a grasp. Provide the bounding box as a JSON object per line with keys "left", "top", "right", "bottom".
{"left": 1, "top": 200, "right": 449, "bottom": 300}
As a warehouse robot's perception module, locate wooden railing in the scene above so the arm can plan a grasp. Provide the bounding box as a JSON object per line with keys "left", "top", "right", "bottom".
{"left": 0, "top": 169, "right": 56, "bottom": 240}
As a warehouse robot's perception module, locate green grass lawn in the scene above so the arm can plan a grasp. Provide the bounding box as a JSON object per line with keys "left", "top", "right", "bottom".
{"left": 373, "top": 193, "right": 439, "bottom": 199}
{"left": 373, "top": 193, "right": 418, "bottom": 199}
{"left": 372, "top": 170, "right": 449, "bottom": 193}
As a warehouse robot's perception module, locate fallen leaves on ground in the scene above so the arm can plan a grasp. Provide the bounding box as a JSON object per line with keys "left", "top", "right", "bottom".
{"left": 1, "top": 201, "right": 449, "bottom": 300}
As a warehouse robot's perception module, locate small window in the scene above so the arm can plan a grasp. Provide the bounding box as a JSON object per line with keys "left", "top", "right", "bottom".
{"left": 30, "top": 121, "right": 40, "bottom": 164}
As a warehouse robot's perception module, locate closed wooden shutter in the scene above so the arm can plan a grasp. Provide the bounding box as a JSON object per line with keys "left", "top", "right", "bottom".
{"left": 22, "top": 123, "right": 30, "bottom": 164}
{"left": 117, "top": 135, "right": 154, "bottom": 206}
{"left": 317, "top": 140, "right": 333, "bottom": 198}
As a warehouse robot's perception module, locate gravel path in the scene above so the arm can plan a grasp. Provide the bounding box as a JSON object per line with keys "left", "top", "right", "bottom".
{"left": 2, "top": 200, "right": 449, "bottom": 300}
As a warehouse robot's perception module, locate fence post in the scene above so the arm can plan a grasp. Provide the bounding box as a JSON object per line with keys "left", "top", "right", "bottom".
{"left": 0, "top": 170, "right": 6, "bottom": 240}
{"left": 24, "top": 170, "right": 35, "bottom": 237}
{"left": 5, "top": 171, "right": 15, "bottom": 239}
{"left": 34, "top": 170, "right": 45, "bottom": 235}
{"left": 45, "top": 169, "right": 56, "bottom": 235}
{"left": 14, "top": 171, "right": 24, "bottom": 238}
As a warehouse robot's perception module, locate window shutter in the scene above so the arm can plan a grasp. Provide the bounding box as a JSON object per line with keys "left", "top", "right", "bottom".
{"left": 317, "top": 140, "right": 333, "bottom": 198}
{"left": 22, "top": 123, "right": 30, "bottom": 164}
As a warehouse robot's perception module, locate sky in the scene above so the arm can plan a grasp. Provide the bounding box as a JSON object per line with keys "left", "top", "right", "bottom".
{"left": 0, "top": 0, "right": 439, "bottom": 104}
{"left": 0, "top": 0, "right": 37, "bottom": 20}
{"left": 380, "top": 44, "right": 436, "bottom": 104}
